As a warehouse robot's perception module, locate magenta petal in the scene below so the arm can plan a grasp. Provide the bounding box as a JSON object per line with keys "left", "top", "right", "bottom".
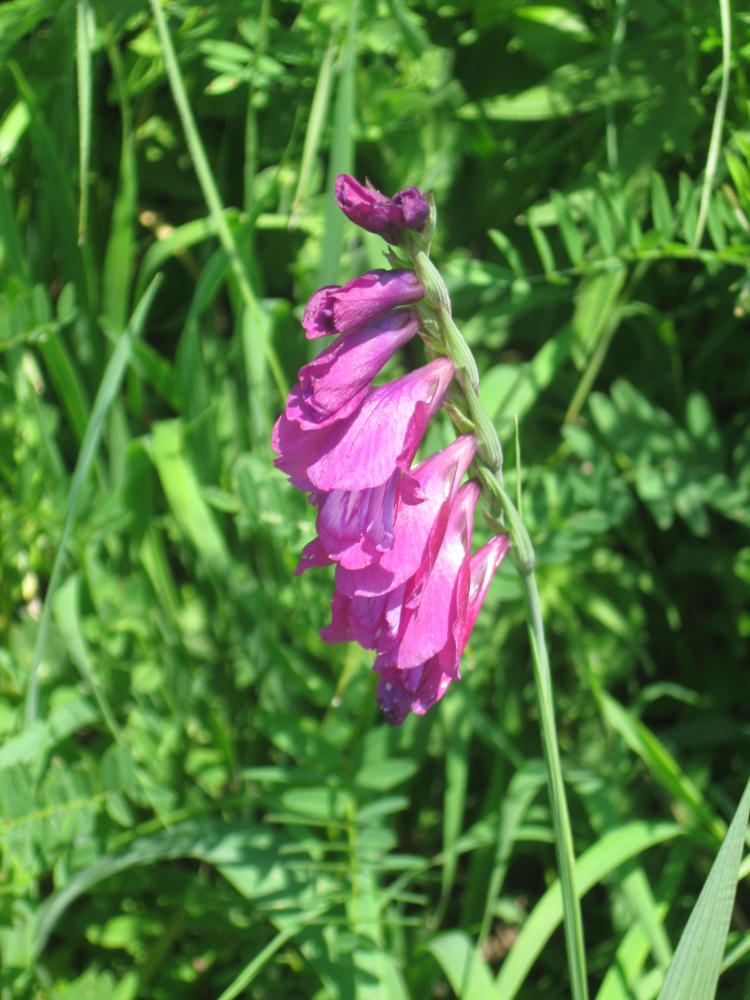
{"left": 322, "top": 586, "right": 405, "bottom": 650}
{"left": 272, "top": 407, "right": 329, "bottom": 491}
{"left": 461, "top": 534, "right": 510, "bottom": 650}
{"left": 335, "top": 434, "right": 478, "bottom": 597}
{"left": 305, "top": 357, "right": 455, "bottom": 492}
{"left": 296, "top": 311, "right": 420, "bottom": 426}
{"left": 302, "top": 270, "right": 424, "bottom": 339}
{"left": 377, "top": 480, "right": 481, "bottom": 669}
{"left": 316, "top": 472, "right": 402, "bottom": 567}
{"left": 295, "top": 537, "right": 333, "bottom": 576}
{"left": 375, "top": 662, "right": 453, "bottom": 726}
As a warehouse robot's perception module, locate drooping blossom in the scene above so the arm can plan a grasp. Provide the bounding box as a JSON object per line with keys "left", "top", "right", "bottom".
{"left": 273, "top": 357, "right": 455, "bottom": 493}
{"left": 322, "top": 434, "right": 478, "bottom": 583}
{"left": 319, "top": 479, "right": 510, "bottom": 724}
{"left": 292, "top": 310, "right": 421, "bottom": 428}
{"left": 335, "top": 175, "right": 430, "bottom": 244}
{"left": 273, "top": 172, "right": 509, "bottom": 725}
{"left": 303, "top": 269, "right": 424, "bottom": 339}
{"left": 374, "top": 514, "right": 510, "bottom": 724}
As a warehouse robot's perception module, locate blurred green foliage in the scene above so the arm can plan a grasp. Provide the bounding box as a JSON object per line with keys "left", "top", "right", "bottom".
{"left": 0, "top": 0, "right": 748, "bottom": 997}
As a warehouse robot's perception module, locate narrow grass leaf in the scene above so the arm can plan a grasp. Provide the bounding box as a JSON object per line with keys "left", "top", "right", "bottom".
{"left": 150, "top": 419, "right": 233, "bottom": 580}
{"left": 317, "top": 0, "right": 358, "bottom": 287}
{"left": 480, "top": 763, "right": 548, "bottom": 945}
{"left": 148, "top": 0, "right": 286, "bottom": 399}
{"left": 650, "top": 172, "right": 674, "bottom": 239}
{"left": 600, "top": 692, "right": 725, "bottom": 840}
{"left": 656, "top": 776, "right": 750, "bottom": 1000}
{"left": 291, "top": 39, "right": 335, "bottom": 223}
{"left": 550, "top": 189, "right": 584, "bottom": 264}
{"left": 529, "top": 220, "right": 556, "bottom": 276}
{"left": 76, "top": 0, "right": 94, "bottom": 243}
{"left": 427, "top": 931, "right": 496, "bottom": 999}
{"left": 493, "top": 821, "right": 682, "bottom": 1000}
{"left": 435, "top": 685, "right": 471, "bottom": 926}
{"left": 693, "top": 0, "right": 731, "bottom": 249}
{"left": 24, "top": 276, "right": 161, "bottom": 725}
{"left": 488, "top": 228, "right": 527, "bottom": 281}
{"left": 37, "top": 332, "right": 91, "bottom": 446}
{"left": 0, "top": 163, "right": 27, "bottom": 280}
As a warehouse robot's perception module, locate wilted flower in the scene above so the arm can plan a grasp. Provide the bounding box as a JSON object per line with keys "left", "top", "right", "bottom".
{"left": 303, "top": 269, "right": 424, "bottom": 339}
{"left": 335, "top": 174, "right": 430, "bottom": 244}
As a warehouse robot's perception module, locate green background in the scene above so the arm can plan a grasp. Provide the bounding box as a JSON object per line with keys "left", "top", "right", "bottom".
{"left": 0, "top": 1, "right": 748, "bottom": 997}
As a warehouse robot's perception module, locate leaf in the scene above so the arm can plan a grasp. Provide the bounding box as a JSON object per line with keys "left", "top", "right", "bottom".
{"left": 427, "top": 931, "right": 496, "bottom": 999}
{"left": 656, "top": 777, "right": 750, "bottom": 1000}
{"left": 31, "top": 819, "right": 300, "bottom": 960}
{"left": 493, "top": 822, "right": 683, "bottom": 1000}
{"left": 599, "top": 693, "right": 725, "bottom": 840}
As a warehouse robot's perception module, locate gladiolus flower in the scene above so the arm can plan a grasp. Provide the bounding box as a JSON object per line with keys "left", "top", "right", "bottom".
{"left": 375, "top": 519, "right": 510, "bottom": 726}
{"left": 327, "top": 434, "right": 478, "bottom": 584}
{"left": 292, "top": 310, "right": 421, "bottom": 429}
{"left": 303, "top": 269, "right": 424, "bottom": 339}
{"left": 335, "top": 175, "right": 430, "bottom": 244}
{"left": 273, "top": 357, "right": 455, "bottom": 493}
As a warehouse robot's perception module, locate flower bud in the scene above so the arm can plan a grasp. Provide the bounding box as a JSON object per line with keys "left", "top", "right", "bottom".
{"left": 335, "top": 174, "right": 430, "bottom": 244}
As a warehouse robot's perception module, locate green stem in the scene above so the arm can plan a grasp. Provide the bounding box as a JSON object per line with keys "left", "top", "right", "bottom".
{"left": 521, "top": 568, "right": 589, "bottom": 1000}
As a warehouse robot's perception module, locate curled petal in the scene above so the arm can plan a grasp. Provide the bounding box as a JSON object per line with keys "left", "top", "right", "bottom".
{"left": 273, "top": 357, "right": 454, "bottom": 492}
{"left": 293, "top": 310, "right": 421, "bottom": 428}
{"left": 334, "top": 434, "right": 478, "bottom": 593}
{"left": 375, "top": 663, "right": 454, "bottom": 727}
{"left": 275, "top": 357, "right": 454, "bottom": 492}
{"left": 303, "top": 270, "right": 424, "bottom": 339}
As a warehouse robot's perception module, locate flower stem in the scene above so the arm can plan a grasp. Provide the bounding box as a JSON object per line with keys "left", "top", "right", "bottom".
{"left": 521, "top": 566, "right": 589, "bottom": 1000}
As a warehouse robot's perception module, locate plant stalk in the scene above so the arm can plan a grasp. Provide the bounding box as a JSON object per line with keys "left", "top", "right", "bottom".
{"left": 521, "top": 566, "right": 589, "bottom": 1000}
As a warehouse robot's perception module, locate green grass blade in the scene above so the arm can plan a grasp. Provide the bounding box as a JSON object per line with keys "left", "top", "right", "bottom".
{"left": 656, "top": 776, "right": 750, "bottom": 1000}
{"left": 599, "top": 692, "right": 725, "bottom": 840}
{"left": 494, "top": 821, "right": 683, "bottom": 1000}
{"left": 521, "top": 569, "right": 589, "bottom": 1000}
{"left": 100, "top": 24, "right": 137, "bottom": 330}
{"left": 37, "top": 331, "right": 91, "bottom": 445}
{"left": 76, "top": 0, "right": 93, "bottom": 243}
{"left": 24, "top": 275, "right": 162, "bottom": 725}
{"left": 317, "top": 0, "right": 358, "bottom": 287}
{"left": 149, "top": 419, "right": 233, "bottom": 581}
{"left": 434, "top": 685, "right": 471, "bottom": 926}
{"left": 693, "top": 0, "right": 731, "bottom": 248}
{"left": 291, "top": 39, "right": 336, "bottom": 224}
{"left": 9, "top": 60, "right": 96, "bottom": 325}
{"left": 0, "top": 158, "right": 27, "bottom": 280}
{"left": 427, "top": 931, "right": 496, "bottom": 999}
{"left": 215, "top": 918, "right": 326, "bottom": 1000}
{"left": 479, "top": 762, "right": 548, "bottom": 946}
{"left": 147, "top": 0, "right": 286, "bottom": 401}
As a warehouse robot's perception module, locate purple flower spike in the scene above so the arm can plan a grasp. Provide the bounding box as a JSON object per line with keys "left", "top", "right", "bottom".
{"left": 273, "top": 357, "right": 455, "bottom": 493}
{"left": 335, "top": 175, "right": 430, "bottom": 244}
{"left": 303, "top": 269, "right": 424, "bottom": 339}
